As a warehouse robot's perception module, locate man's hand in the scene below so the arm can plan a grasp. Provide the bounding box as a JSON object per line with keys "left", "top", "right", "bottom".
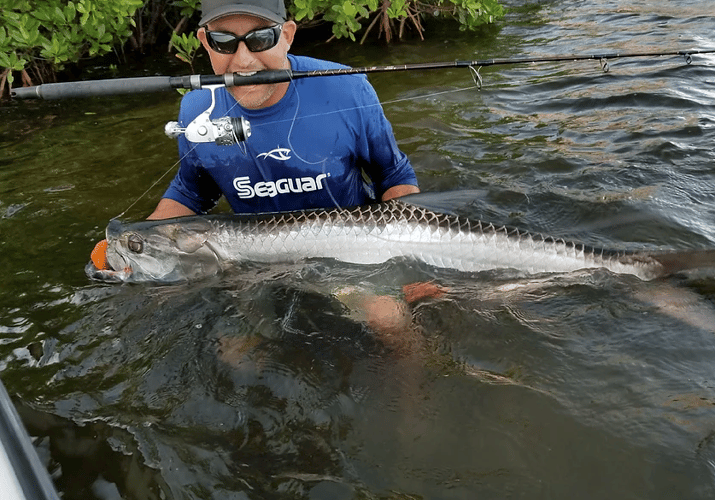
{"left": 402, "top": 282, "right": 447, "bottom": 304}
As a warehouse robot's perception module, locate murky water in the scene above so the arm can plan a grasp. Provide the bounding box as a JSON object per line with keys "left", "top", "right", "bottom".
{"left": 2, "top": 0, "right": 715, "bottom": 498}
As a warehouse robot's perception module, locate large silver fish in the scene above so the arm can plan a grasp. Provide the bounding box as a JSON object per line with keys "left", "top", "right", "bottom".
{"left": 90, "top": 197, "right": 715, "bottom": 283}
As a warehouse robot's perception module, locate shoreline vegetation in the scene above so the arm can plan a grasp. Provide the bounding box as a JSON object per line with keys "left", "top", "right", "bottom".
{"left": 0, "top": 0, "right": 504, "bottom": 98}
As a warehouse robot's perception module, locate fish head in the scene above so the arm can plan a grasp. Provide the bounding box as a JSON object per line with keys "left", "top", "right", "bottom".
{"left": 105, "top": 217, "right": 222, "bottom": 282}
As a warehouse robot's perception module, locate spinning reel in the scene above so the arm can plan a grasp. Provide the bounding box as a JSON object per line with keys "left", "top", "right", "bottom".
{"left": 164, "top": 85, "right": 251, "bottom": 145}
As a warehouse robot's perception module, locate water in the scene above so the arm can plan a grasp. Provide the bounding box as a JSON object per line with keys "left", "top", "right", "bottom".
{"left": 2, "top": 0, "right": 715, "bottom": 497}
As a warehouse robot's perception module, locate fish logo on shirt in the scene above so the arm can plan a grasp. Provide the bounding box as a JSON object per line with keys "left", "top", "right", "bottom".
{"left": 257, "top": 148, "right": 292, "bottom": 161}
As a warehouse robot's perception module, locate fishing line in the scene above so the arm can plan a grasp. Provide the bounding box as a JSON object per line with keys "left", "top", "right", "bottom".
{"left": 257, "top": 47, "right": 704, "bottom": 131}
{"left": 283, "top": 71, "right": 345, "bottom": 208}
{"left": 114, "top": 89, "right": 252, "bottom": 219}
{"left": 112, "top": 145, "right": 197, "bottom": 219}
{"left": 114, "top": 80, "right": 482, "bottom": 218}
{"left": 225, "top": 90, "right": 249, "bottom": 158}
{"left": 108, "top": 47, "right": 710, "bottom": 218}
{"left": 252, "top": 83, "right": 482, "bottom": 130}
{"left": 278, "top": 76, "right": 483, "bottom": 207}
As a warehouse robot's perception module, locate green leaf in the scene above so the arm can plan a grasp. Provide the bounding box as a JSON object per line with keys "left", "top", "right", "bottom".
{"left": 342, "top": 0, "right": 357, "bottom": 17}
{"left": 0, "top": 51, "right": 11, "bottom": 68}
{"left": 32, "top": 6, "right": 51, "bottom": 22}
{"left": 65, "top": 3, "right": 77, "bottom": 21}
{"left": 54, "top": 5, "right": 66, "bottom": 23}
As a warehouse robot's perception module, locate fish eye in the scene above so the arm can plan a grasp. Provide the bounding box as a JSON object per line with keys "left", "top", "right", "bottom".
{"left": 127, "top": 233, "right": 144, "bottom": 253}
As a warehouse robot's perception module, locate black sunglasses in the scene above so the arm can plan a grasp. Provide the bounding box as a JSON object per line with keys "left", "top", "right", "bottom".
{"left": 205, "top": 25, "right": 283, "bottom": 54}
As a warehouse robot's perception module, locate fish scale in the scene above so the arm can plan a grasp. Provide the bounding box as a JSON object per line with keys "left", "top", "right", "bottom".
{"left": 210, "top": 202, "right": 647, "bottom": 277}
{"left": 98, "top": 198, "right": 708, "bottom": 283}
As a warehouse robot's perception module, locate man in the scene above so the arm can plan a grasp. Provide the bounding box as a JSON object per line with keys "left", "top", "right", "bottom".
{"left": 148, "top": 0, "right": 420, "bottom": 220}
{"left": 91, "top": 0, "right": 439, "bottom": 338}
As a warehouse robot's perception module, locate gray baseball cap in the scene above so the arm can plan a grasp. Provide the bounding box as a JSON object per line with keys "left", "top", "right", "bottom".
{"left": 200, "top": 0, "right": 287, "bottom": 26}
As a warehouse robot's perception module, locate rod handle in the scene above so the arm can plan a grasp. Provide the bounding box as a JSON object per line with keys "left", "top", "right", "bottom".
{"left": 11, "top": 76, "right": 183, "bottom": 100}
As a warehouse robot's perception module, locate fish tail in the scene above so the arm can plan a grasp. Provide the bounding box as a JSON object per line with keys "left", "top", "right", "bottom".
{"left": 649, "top": 249, "right": 715, "bottom": 277}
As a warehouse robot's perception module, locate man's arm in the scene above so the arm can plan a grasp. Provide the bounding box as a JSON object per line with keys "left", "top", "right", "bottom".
{"left": 382, "top": 184, "right": 420, "bottom": 201}
{"left": 147, "top": 198, "right": 197, "bottom": 220}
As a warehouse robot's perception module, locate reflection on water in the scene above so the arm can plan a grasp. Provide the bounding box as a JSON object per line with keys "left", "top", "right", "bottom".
{"left": 2, "top": 0, "right": 715, "bottom": 498}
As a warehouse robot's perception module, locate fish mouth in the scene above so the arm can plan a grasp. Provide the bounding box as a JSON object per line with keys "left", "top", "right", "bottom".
{"left": 104, "top": 249, "right": 133, "bottom": 278}
{"left": 85, "top": 259, "right": 129, "bottom": 282}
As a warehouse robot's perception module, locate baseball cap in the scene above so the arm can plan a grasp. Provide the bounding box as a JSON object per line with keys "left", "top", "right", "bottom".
{"left": 200, "top": 0, "right": 287, "bottom": 26}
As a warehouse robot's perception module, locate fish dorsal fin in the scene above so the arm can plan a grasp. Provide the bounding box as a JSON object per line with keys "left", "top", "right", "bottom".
{"left": 397, "top": 190, "right": 487, "bottom": 215}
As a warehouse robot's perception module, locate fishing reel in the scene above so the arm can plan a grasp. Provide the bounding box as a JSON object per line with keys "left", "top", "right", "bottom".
{"left": 165, "top": 115, "right": 250, "bottom": 145}
{"left": 164, "top": 84, "right": 251, "bottom": 145}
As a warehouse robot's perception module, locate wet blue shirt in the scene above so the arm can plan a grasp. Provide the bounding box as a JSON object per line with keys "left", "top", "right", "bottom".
{"left": 163, "top": 55, "right": 418, "bottom": 214}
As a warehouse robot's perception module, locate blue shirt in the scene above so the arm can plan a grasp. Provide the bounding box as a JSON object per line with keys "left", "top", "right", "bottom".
{"left": 163, "top": 55, "right": 418, "bottom": 214}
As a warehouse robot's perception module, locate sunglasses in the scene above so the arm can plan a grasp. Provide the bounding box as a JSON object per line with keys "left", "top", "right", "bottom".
{"left": 205, "top": 25, "right": 283, "bottom": 54}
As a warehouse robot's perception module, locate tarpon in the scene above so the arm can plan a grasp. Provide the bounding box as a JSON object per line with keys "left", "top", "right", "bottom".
{"left": 89, "top": 197, "right": 715, "bottom": 283}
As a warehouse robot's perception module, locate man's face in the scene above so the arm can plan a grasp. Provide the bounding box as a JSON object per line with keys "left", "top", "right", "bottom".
{"left": 198, "top": 16, "right": 296, "bottom": 109}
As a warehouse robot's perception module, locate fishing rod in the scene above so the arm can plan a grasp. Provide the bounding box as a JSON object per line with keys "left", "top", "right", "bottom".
{"left": 11, "top": 48, "right": 715, "bottom": 100}
{"left": 12, "top": 48, "right": 715, "bottom": 148}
